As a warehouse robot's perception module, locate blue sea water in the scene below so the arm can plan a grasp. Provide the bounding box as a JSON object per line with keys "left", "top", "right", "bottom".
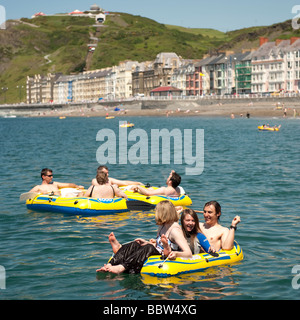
{"left": 0, "top": 115, "right": 299, "bottom": 300}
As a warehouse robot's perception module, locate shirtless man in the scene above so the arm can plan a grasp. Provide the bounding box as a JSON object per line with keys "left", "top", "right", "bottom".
{"left": 133, "top": 171, "right": 181, "bottom": 197}
{"left": 199, "top": 201, "right": 241, "bottom": 251}
{"left": 29, "top": 168, "right": 84, "bottom": 196}
{"left": 84, "top": 171, "right": 127, "bottom": 199}
{"left": 92, "top": 165, "right": 143, "bottom": 187}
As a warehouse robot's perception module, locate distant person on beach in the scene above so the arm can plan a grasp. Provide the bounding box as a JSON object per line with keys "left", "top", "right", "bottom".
{"left": 199, "top": 201, "right": 241, "bottom": 251}
{"left": 283, "top": 107, "right": 287, "bottom": 118}
{"left": 29, "top": 168, "right": 84, "bottom": 196}
{"left": 84, "top": 171, "right": 127, "bottom": 199}
{"left": 97, "top": 200, "right": 192, "bottom": 274}
{"left": 92, "top": 165, "right": 143, "bottom": 187}
{"left": 132, "top": 170, "right": 182, "bottom": 197}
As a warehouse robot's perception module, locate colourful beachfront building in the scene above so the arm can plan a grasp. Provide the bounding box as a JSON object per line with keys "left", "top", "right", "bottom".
{"left": 25, "top": 37, "right": 300, "bottom": 103}
{"left": 251, "top": 37, "right": 300, "bottom": 93}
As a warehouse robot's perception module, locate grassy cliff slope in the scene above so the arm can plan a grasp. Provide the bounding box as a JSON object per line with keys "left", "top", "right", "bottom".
{"left": 0, "top": 12, "right": 298, "bottom": 103}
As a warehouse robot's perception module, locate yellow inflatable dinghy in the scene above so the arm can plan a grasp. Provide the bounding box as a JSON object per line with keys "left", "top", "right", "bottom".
{"left": 140, "top": 241, "right": 243, "bottom": 278}
{"left": 122, "top": 185, "right": 192, "bottom": 209}
{"left": 258, "top": 125, "right": 280, "bottom": 131}
{"left": 26, "top": 194, "right": 128, "bottom": 215}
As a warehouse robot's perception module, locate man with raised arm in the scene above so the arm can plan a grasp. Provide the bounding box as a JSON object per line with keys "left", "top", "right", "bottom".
{"left": 133, "top": 170, "right": 182, "bottom": 197}
{"left": 199, "top": 200, "right": 241, "bottom": 251}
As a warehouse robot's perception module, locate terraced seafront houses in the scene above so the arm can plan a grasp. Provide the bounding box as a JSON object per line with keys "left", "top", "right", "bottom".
{"left": 26, "top": 37, "right": 300, "bottom": 103}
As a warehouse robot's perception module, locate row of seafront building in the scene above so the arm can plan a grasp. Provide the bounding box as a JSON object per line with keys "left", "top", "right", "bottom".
{"left": 26, "top": 36, "right": 300, "bottom": 104}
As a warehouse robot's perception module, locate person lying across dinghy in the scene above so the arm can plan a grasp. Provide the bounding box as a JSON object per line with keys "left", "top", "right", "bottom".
{"left": 132, "top": 170, "right": 183, "bottom": 197}
{"left": 97, "top": 200, "right": 192, "bottom": 274}
{"left": 92, "top": 165, "right": 143, "bottom": 187}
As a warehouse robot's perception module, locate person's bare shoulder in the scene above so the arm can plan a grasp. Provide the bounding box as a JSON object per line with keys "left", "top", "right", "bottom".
{"left": 29, "top": 185, "right": 41, "bottom": 193}
{"left": 92, "top": 178, "right": 98, "bottom": 186}
{"left": 218, "top": 225, "right": 230, "bottom": 237}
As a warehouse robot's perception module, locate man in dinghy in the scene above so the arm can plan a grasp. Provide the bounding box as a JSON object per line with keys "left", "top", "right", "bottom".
{"left": 92, "top": 165, "right": 143, "bottom": 187}
{"left": 132, "top": 170, "right": 182, "bottom": 197}
{"left": 29, "top": 168, "right": 84, "bottom": 196}
{"left": 199, "top": 201, "right": 241, "bottom": 251}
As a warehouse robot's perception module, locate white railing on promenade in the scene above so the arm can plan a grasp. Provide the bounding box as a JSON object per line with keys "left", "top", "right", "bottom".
{"left": 2, "top": 92, "right": 300, "bottom": 108}
{"left": 100, "top": 91, "right": 300, "bottom": 103}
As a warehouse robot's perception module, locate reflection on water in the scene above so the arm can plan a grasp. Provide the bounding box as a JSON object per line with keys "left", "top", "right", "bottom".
{"left": 142, "top": 265, "right": 240, "bottom": 300}
{"left": 77, "top": 210, "right": 156, "bottom": 230}
{"left": 96, "top": 264, "right": 241, "bottom": 300}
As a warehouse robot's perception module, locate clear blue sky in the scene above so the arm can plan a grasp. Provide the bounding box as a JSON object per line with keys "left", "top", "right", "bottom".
{"left": 0, "top": 0, "right": 298, "bottom": 32}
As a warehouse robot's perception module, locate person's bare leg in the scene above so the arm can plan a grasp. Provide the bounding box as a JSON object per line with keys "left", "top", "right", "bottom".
{"left": 96, "top": 233, "right": 122, "bottom": 272}
{"left": 109, "top": 232, "right": 122, "bottom": 254}
{"left": 96, "top": 263, "right": 112, "bottom": 272}
{"left": 107, "top": 264, "right": 125, "bottom": 274}
{"left": 161, "top": 234, "right": 171, "bottom": 257}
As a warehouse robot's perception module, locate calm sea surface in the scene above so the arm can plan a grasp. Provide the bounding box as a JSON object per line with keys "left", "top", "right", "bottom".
{"left": 0, "top": 115, "right": 299, "bottom": 300}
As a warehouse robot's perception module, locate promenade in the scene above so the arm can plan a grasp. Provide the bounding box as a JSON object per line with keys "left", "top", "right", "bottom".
{"left": 0, "top": 95, "right": 299, "bottom": 118}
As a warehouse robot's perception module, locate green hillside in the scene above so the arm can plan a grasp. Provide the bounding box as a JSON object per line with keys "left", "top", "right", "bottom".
{"left": 90, "top": 13, "right": 226, "bottom": 69}
{"left": 218, "top": 19, "right": 300, "bottom": 52}
{"left": 165, "top": 24, "right": 229, "bottom": 39}
{"left": 0, "top": 16, "right": 95, "bottom": 103}
{"left": 0, "top": 12, "right": 298, "bottom": 104}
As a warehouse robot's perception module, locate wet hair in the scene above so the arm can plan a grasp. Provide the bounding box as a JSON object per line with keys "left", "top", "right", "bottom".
{"left": 155, "top": 200, "right": 179, "bottom": 225}
{"left": 41, "top": 168, "right": 52, "bottom": 178}
{"left": 170, "top": 171, "right": 181, "bottom": 188}
{"left": 96, "top": 171, "right": 109, "bottom": 185}
{"left": 203, "top": 200, "right": 221, "bottom": 220}
{"left": 97, "top": 165, "right": 108, "bottom": 173}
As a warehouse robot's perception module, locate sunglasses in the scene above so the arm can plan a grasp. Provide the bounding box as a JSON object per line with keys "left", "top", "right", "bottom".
{"left": 44, "top": 174, "right": 53, "bottom": 177}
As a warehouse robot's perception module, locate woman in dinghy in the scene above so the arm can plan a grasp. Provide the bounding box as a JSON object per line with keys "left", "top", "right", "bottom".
{"left": 83, "top": 171, "right": 127, "bottom": 199}
{"left": 97, "top": 200, "right": 192, "bottom": 274}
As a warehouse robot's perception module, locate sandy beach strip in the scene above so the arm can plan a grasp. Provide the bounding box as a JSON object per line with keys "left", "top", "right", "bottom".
{"left": 0, "top": 100, "right": 298, "bottom": 118}
{"left": 28, "top": 102, "right": 299, "bottom": 118}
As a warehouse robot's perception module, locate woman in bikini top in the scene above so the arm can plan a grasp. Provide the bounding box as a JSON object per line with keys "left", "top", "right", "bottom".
{"left": 89, "top": 184, "right": 115, "bottom": 198}
{"left": 84, "top": 171, "right": 116, "bottom": 199}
